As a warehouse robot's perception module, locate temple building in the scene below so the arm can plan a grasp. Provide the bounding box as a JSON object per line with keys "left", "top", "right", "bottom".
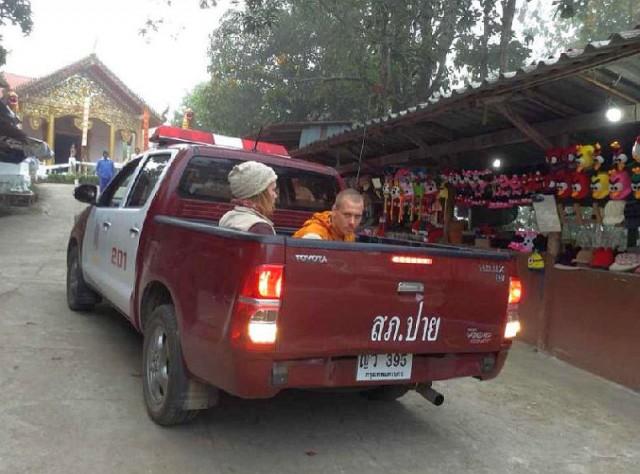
{"left": 4, "top": 54, "right": 162, "bottom": 164}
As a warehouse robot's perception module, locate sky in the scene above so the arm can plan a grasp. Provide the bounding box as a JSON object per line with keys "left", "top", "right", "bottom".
{"left": 2, "top": 0, "right": 235, "bottom": 115}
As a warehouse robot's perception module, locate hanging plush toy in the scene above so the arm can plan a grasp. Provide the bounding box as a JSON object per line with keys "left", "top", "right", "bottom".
{"left": 556, "top": 172, "right": 574, "bottom": 203}
{"left": 591, "top": 172, "right": 610, "bottom": 201}
{"left": 593, "top": 143, "right": 605, "bottom": 171}
{"left": 611, "top": 140, "right": 629, "bottom": 172}
{"left": 571, "top": 170, "right": 591, "bottom": 202}
{"left": 609, "top": 170, "right": 632, "bottom": 200}
{"left": 575, "top": 144, "right": 595, "bottom": 173}
{"left": 389, "top": 180, "right": 401, "bottom": 221}
{"left": 631, "top": 173, "right": 640, "bottom": 200}
{"left": 631, "top": 136, "right": 640, "bottom": 165}
{"left": 528, "top": 252, "right": 545, "bottom": 272}
{"left": 545, "top": 147, "right": 565, "bottom": 170}
{"left": 591, "top": 171, "right": 610, "bottom": 224}
{"left": 382, "top": 176, "right": 392, "bottom": 217}
{"left": 610, "top": 141, "right": 629, "bottom": 171}
{"left": 565, "top": 144, "right": 580, "bottom": 169}
{"left": 508, "top": 230, "right": 539, "bottom": 252}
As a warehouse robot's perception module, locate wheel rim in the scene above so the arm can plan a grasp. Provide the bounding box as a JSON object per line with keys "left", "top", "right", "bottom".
{"left": 146, "top": 323, "right": 170, "bottom": 407}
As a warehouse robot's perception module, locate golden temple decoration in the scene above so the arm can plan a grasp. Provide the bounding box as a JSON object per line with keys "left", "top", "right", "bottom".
{"left": 28, "top": 116, "right": 43, "bottom": 129}
{"left": 73, "top": 117, "right": 93, "bottom": 130}
{"left": 121, "top": 130, "right": 132, "bottom": 143}
{"left": 21, "top": 73, "right": 139, "bottom": 132}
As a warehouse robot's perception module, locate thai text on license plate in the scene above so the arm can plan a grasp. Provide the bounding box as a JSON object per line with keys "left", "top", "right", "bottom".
{"left": 356, "top": 353, "right": 413, "bottom": 381}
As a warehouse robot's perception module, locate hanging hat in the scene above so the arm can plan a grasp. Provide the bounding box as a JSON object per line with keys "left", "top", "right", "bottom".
{"left": 603, "top": 200, "right": 626, "bottom": 225}
{"left": 228, "top": 161, "right": 277, "bottom": 199}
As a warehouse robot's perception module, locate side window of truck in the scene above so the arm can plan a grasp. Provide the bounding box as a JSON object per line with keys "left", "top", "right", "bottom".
{"left": 178, "top": 156, "right": 235, "bottom": 202}
{"left": 177, "top": 155, "right": 340, "bottom": 210}
{"left": 126, "top": 153, "right": 171, "bottom": 208}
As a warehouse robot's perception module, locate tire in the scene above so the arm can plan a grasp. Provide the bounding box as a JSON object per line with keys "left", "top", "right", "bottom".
{"left": 66, "top": 245, "right": 100, "bottom": 311}
{"left": 361, "top": 384, "right": 411, "bottom": 401}
{"left": 142, "top": 304, "right": 199, "bottom": 426}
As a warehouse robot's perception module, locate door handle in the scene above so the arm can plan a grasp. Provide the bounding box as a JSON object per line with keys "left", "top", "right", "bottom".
{"left": 130, "top": 226, "right": 140, "bottom": 235}
{"left": 397, "top": 282, "right": 424, "bottom": 293}
{"left": 102, "top": 221, "right": 111, "bottom": 230}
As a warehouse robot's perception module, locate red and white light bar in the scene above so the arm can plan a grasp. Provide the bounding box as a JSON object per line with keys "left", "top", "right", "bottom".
{"left": 149, "top": 125, "right": 290, "bottom": 157}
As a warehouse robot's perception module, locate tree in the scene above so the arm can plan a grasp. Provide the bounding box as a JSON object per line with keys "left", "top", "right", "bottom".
{"left": 0, "top": 0, "right": 33, "bottom": 66}
{"left": 553, "top": 0, "right": 639, "bottom": 44}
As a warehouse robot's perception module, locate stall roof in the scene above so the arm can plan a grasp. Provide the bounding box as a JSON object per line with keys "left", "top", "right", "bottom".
{"left": 291, "top": 26, "right": 640, "bottom": 174}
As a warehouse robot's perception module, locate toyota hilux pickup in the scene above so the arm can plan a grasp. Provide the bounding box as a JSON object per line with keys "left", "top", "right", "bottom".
{"left": 66, "top": 126, "right": 522, "bottom": 426}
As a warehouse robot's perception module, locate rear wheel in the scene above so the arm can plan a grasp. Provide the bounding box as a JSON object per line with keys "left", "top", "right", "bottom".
{"left": 143, "top": 304, "right": 199, "bottom": 426}
{"left": 66, "top": 245, "right": 100, "bottom": 311}
{"left": 361, "top": 384, "right": 411, "bottom": 401}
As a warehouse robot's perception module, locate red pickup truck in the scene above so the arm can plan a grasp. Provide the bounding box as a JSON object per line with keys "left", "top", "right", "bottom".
{"left": 67, "top": 126, "right": 521, "bottom": 426}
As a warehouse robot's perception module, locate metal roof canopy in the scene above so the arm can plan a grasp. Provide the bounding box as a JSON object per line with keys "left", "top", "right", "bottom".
{"left": 291, "top": 26, "right": 640, "bottom": 174}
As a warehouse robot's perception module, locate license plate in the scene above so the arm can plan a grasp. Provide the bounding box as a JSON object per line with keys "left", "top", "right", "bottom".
{"left": 356, "top": 353, "right": 413, "bottom": 382}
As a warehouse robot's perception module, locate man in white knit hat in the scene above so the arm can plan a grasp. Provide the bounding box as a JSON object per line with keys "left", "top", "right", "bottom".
{"left": 219, "top": 161, "right": 278, "bottom": 235}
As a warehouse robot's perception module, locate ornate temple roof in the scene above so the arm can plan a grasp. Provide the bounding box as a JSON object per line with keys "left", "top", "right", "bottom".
{"left": 12, "top": 54, "right": 162, "bottom": 127}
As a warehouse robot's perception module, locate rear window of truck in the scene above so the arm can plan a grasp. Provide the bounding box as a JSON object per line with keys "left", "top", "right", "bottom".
{"left": 178, "top": 156, "right": 340, "bottom": 211}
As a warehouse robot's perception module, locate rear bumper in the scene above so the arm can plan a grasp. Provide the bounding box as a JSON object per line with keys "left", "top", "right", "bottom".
{"left": 217, "top": 344, "right": 511, "bottom": 399}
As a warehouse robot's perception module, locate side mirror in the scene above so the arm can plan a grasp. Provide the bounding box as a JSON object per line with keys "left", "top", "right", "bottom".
{"left": 74, "top": 184, "right": 98, "bottom": 204}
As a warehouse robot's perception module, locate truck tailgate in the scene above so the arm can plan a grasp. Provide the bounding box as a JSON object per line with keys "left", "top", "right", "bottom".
{"left": 276, "top": 239, "right": 515, "bottom": 357}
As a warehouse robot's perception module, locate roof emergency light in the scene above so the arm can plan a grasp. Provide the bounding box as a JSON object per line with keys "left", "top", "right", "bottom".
{"left": 149, "top": 125, "right": 290, "bottom": 157}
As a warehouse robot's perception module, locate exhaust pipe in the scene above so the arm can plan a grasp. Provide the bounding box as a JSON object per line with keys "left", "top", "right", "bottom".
{"left": 416, "top": 383, "right": 444, "bottom": 406}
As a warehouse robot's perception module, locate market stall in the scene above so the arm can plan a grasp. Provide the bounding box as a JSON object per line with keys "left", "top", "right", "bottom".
{"left": 288, "top": 27, "right": 640, "bottom": 391}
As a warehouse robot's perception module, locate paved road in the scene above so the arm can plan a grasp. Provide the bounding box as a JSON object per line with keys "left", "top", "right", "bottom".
{"left": 1, "top": 184, "right": 639, "bottom": 474}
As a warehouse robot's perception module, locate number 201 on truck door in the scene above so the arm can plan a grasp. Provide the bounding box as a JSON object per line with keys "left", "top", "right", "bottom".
{"left": 111, "top": 247, "right": 127, "bottom": 271}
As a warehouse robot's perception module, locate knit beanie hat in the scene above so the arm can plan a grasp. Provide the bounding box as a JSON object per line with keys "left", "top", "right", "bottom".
{"left": 228, "top": 161, "right": 277, "bottom": 199}
{"left": 603, "top": 200, "right": 626, "bottom": 225}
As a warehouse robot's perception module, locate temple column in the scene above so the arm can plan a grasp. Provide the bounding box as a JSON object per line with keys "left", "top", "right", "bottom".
{"left": 109, "top": 123, "right": 116, "bottom": 160}
{"left": 46, "top": 113, "right": 55, "bottom": 153}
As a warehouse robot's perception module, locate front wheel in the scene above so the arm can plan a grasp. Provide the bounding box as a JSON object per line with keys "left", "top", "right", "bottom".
{"left": 142, "top": 304, "right": 199, "bottom": 426}
{"left": 66, "top": 245, "right": 100, "bottom": 311}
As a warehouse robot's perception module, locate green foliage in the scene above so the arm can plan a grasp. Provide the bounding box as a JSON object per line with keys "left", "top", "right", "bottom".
{"left": 552, "top": 0, "right": 639, "bottom": 44}
{"left": 0, "top": 0, "right": 33, "bottom": 66}
{"left": 40, "top": 173, "right": 99, "bottom": 185}
{"left": 183, "top": 0, "right": 527, "bottom": 135}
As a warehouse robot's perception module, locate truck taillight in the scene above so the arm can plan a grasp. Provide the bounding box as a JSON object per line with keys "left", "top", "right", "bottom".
{"left": 504, "top": 277, "right": 521, "bottom": 339}
{"left": 241, "top": 265, "right": 283, "bottom": 299}
{"left": 231, "top": 265, "right": 284, "bottom": 350}
{"left": 508, "top": 277, "right": 522, "bottom": 304}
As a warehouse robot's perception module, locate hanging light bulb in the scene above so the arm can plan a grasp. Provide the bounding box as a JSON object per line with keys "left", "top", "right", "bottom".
{"left": 492, "top": 158, "right": 502, "bottom": 169}
{"left": 605, "top": 98, "right": 622, "bottom": 122}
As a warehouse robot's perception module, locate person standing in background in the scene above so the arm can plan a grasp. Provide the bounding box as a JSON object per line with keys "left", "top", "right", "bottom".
{"left": 95, "top": 150, "right": 116, "bottom": 192}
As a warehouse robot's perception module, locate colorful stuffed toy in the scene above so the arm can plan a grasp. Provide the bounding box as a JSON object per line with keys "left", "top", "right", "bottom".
{"left": 590, "top": 172, "right": 610, "bottom": 201}
{"left": 609, "top": 170, "right": 632, "bottom": 200}
{"left": 508, "top": 230, "right": 539, "bottom": 252}
{"left": 575, "top": 144, "right": 595, "bottom": 172}
{"left": 593, "top": 143, "right": 605, "bottom": 171}
{"left": 611, "top": 140, "right": 629, "bottom": 172}
{"left": 610, "top": 140, "right": 629, "bottom": 171}
{"left": 571, "top": 171, "right": 591, "bottom": 201}
{"left": 556, "top": 172, "right": 574, "bottom": 202}
{"left": 632, "top": 136, "right": 640, "bottom": 165}
{"left": 527, "top": 251, "right": 545, "bottom": 272}
{"left": 631, "top": 173, "right": 640, "bottom": 200}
